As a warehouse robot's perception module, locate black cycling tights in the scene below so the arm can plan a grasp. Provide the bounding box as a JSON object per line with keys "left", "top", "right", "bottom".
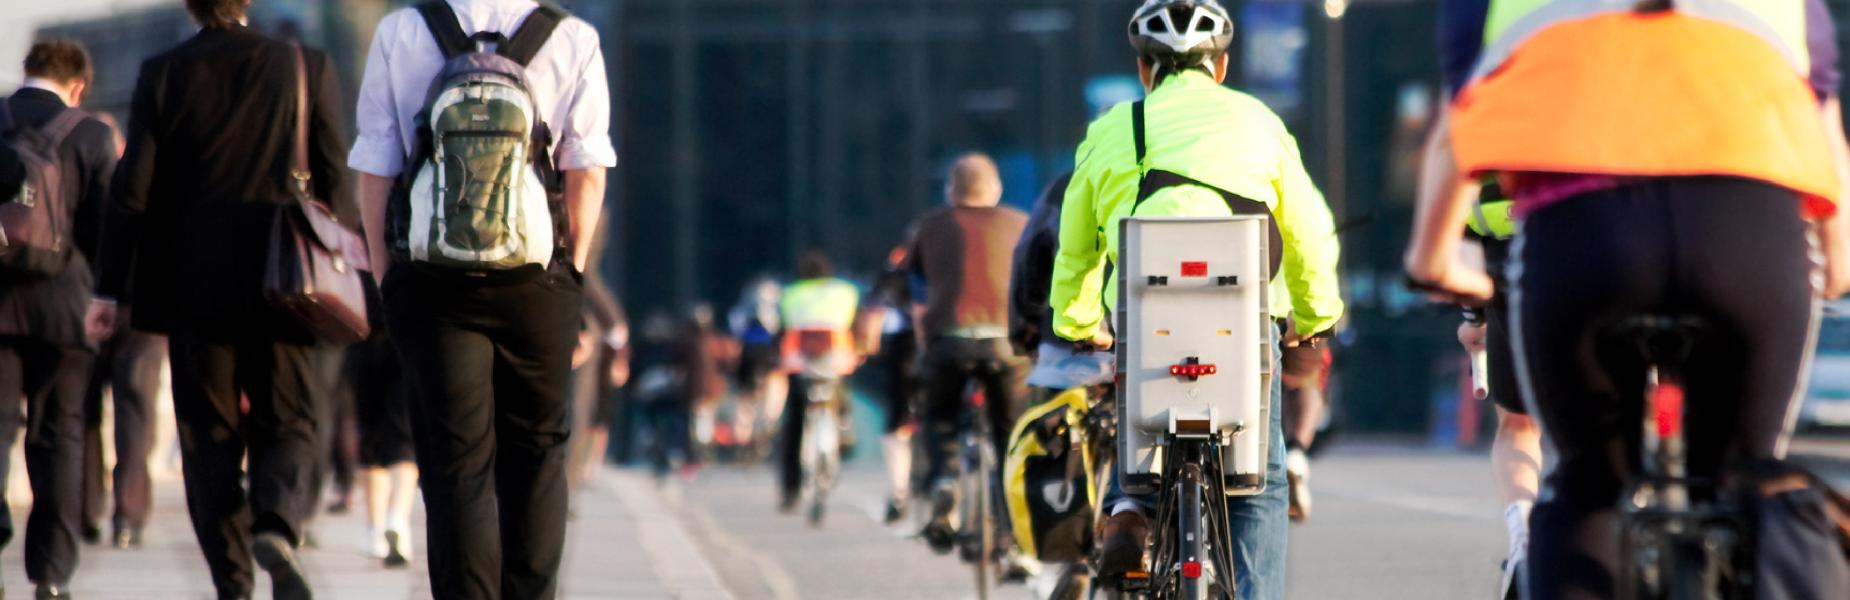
{"left": 1511, "top": 177, "right": 1819, "bottom": 599}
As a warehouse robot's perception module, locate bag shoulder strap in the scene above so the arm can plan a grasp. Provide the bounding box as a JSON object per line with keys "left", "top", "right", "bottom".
{"left": 1132, "top": 100, "right": 1146, "bottom": 167}
{"left": 40, "top": 108, "right": 88, "bottom": 149}
{"left": 501, "top": 5, "right": 565, "bottom": 67}
{"left": 289, "top": 45, "right": 313, "bottom": 204}
{"left": 416, "top": 1, "right": 474, "bottom": 60}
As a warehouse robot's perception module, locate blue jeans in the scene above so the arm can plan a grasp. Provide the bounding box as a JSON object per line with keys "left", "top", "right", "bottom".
{"left": 1102, "top": 348, "right": 1288, "bottom": 600}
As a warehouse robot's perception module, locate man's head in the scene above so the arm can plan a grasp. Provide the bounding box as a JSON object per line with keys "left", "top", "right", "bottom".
{"left": 796, "top": 250, "right": 834, "bottom": 280}
{"left": 185, "top": 0, "right": 252, "bottom": 29}
{"left": 23, "top": 40, "right": 92, "bottom": 107}
{"left": 944, "top": 152, "right": 1003, "bottom": 208}
{"left": 1128, "top": 0, "right": 1234, "bottom": 90}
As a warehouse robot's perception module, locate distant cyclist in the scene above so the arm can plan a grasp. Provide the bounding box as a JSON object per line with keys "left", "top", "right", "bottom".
{"left": 1451, "top": 178, "right": 1543, "bottom": 599}
{"left": 1011, "top": 172, "right": 1114, "bottom": 398}
{"left": 729, "top": 276, "right": 786, "bottom": 452}
{"left": 906, "top": 154, "right": 1032, "bottom": 560}
{"left": 1408, "top": 0, "right": 1850, "bottom": 597}
{"left": 1048, "top": 1, "right": 1344, "bottom": 597}
{"left": 775, "top": 252, "right": 862, "bottom": 513}
{"left": 865, "top": 245, "right": 922, "bottom": 524}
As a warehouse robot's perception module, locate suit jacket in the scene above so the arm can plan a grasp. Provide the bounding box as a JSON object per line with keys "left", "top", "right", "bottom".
{"left": 99, "top": 25, "right": 350, "bottom": 339}
{"left": 0, "top": 88, "right": 119, "bottom": 348}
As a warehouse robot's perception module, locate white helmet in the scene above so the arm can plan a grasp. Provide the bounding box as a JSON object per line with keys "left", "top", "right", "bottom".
{"left": 1128, "top": 0, "right": 1235, "bottom": 78}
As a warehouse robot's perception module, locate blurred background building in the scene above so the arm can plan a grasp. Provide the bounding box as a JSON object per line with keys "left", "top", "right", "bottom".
{"left": 21, "top": 0, "right": 1850, "bottom": 439}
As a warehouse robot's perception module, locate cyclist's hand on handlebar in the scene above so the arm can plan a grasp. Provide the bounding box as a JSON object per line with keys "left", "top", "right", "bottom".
{"left": 1072, "top": 330, "right": 1115, "bottom": 353}
{"left": 1404, "top": 259, "right": 1494, "bottom": 308}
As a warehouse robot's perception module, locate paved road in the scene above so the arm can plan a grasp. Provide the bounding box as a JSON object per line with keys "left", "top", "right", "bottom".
{"left": 3, "top": 437, "right": 1844, "bottom": 599}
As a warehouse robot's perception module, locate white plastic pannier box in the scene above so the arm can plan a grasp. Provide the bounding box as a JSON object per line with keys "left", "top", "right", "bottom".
{"left": 1116, "top": 216, "right": 1272, "bottom": 496}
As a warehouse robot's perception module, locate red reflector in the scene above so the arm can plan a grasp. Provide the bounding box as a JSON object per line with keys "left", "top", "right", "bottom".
{"left": 1653, "top": 383, "right": 1684, "bottom": 438}
{"left": 1181, "top": 261, "right": 1208, "bottom": 277}
{"left": 1169, "top": 364, "right": 1218, "bottom": 378}
{"left": 1182, "top": 561, "right": 1202, "bottom": 579}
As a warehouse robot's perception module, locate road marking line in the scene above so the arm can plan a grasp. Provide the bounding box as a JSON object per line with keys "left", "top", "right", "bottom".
{"left": 606, "top": 470, "right": 739, "bottom": 600}
{"left": 684, "top": 502, "right": 802, "bottom": 600}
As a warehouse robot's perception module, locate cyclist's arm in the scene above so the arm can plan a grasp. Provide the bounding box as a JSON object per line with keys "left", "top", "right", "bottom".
{"left": 1049, "top": 130, "right": 1109, "bottom": 343}
{"left": 1817, "top": 97, "right": 1850, "bottom": 299}
{"left": 1403, "top": 106, "right": 1494, "bottom": 302}
{"left": 1273, "top": 127, "right": 1345, "bottom": 338}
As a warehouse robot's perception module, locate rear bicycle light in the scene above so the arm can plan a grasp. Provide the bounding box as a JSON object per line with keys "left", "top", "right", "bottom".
{"left": 1169, "top": 358, "right": 1217, "bottom": 380}
{"left": 1181, "top": 561, "right": 1203, "bottom": 579}
{"left": 1652, "top": 381, "right": 1684, "bottom": 438}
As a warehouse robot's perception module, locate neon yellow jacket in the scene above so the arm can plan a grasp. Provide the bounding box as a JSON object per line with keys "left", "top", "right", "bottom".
{"left": 780, "top": 277, "right": 861, "bottom": 332}
{"left": 1050, "top": 71, "right": 1344, "bottom": 341}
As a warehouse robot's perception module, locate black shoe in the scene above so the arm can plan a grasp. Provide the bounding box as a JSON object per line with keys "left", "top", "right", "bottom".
{"left": 883, "top": 498, "right": 907, "bottom": 525}
{"left": 112, "top": 526, "right": 143, "bottom": 549}
{"left": 778, "top": 492, "right": 799, "bottom": 515}
{"left": 80, "top": 523, "right": 102, "bottom": 546}
{"left": 252, "top": 532, "right": 312, "bottom": 600}
{"left": 325, "top": 498, "right": 351, "bottom": 515}
{"left": 382, "top": 531, "right": 409, "bottom": 569}
{"left": 1097, "top": 511, "right": 1150, "bottom": 587}
{"left": 920, "top": 486, "right": 956, "bottom": 555}
{"left": 34, "top": 582, "right": 70, "bottom": 599}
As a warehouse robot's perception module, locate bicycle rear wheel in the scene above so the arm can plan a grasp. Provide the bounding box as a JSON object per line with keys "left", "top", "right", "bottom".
{"left": 1176, "top": 463, "right": 1207, "bottom": 600}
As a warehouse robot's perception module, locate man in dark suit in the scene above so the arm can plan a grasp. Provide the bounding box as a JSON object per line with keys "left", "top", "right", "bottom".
{"left": 0, "top": 39, "right": 117, "bottom": 600}
{"left": 91, "top": 0, "right": 349, "bottom": 597}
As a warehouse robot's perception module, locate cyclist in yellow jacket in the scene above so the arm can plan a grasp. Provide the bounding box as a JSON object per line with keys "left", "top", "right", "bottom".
{"left": 1047, "top": 2, "right": 1344, "bottom": 597}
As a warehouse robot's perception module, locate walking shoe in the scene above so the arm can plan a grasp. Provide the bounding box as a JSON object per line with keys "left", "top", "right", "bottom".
{"left": 112, "top": 526, "right": 142, "bottom": 549}
{"left": 778, "top": 491, "right": 800, "bottom": 515}
{"left": 919, "top": 485, "right": 958, "bottom": 555}
{"left": 1096, "top": 511, "right": 1150, "bottom": 585}
{"left": 34, "top": 582, "right": 69, "bottom": 599}
{"left": 80, "top": 523, "right": 102, "bottom": 546}
{"left": 252, "top": 532, "right": 312, "bottom": 600}
{"left": 883, "top": 497, "right": 908, "bottom": 525}
{"left": 1000, "top": 550, "right": 1040, "bottom": 584}
{"left": 383, "top": 531, "right": 410, "bottom": 569}
{"left": 365, "top": 527, "right": 389, "bottom": 559}
{"left": 1286, "top": 447, "right": 1313, "bottom": 523}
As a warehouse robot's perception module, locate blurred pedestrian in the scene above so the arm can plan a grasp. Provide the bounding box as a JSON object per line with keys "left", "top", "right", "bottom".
{"left": 629, "top": 311, "right": 693, "bottom": 480}
{"left": 727, "top": 277, "right": 785, "bottom": 456}
{"left": 567, "top": 212, "right": 626, "bottom": 489}
{"left": 91, "top": 0, "right": 352, "bottom": 596}
{"left": 349, "top": 278, "right": 416, "bottom": 569}
{"left": 0, "top": 38, "right": 117, "bottom": 599}
{"left": 75, "top": 111, "right": 168, "bottom": 552}
{"left": 348, "top": 0, "right": 615, "bottom": 597}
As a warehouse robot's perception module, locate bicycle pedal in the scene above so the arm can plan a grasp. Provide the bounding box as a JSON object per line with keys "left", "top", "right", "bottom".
{"left": 1111, "top": 571, "right": 1153, "bottom": 592}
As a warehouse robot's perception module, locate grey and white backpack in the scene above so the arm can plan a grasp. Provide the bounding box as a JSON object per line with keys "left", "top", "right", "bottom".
{"left": 391, "top": 1, "right": 567, "bottom": 271}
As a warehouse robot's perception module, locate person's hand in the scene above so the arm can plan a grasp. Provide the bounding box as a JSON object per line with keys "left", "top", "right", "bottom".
{"left": 1404, "top": 251, "right": 1495, "bottom": 307}
{"left": 1456, "top": 321, "right": 1487, "bottom": 353}
{"left": 84, "top": 298, "right": 118, "bottom": 344}
{"left": 1072, "top": 330, "right": 1115, "bottom": 353}
{"left": 571, "top": 330, "right": 597, "bottom": 369}
{"left": 608, "top": 358, "right": 630, "bottom": 389}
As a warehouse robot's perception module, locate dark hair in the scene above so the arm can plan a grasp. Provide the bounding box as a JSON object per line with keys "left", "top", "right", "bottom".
{"left": 1634, "top": 0, "right": 1673, "bottom": 12}
{"left": 796, "top": 250, "right": 834, "bottom": 280}
{"left": 23, "top": 39, "right": 92, "bottom": 85}
{"left": 1139, "top": 54, "right": 1216, "bottom": 85}
{"left": 186, "top": 0, "right": 250, "bottom": 29}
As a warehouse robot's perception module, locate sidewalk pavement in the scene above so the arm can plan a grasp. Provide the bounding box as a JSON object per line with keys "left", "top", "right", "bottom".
{"left": 0, "top": 467, "right": 729, "bottom": 599}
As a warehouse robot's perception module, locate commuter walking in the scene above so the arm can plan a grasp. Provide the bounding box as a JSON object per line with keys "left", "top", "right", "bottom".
{"left": 75, "top": 111, "right": 164, "bottom": 552}
{"left": 350, "top": 277, "right": 418, "bottom": 569}
{"left": 0, "top": 39, "right": 118, "bottom": 599}
{"left": 349, "top": 0, "right": 616, "bottom": 597}
{"left": 91, "top": 0, "right": 352, "bottom": 597}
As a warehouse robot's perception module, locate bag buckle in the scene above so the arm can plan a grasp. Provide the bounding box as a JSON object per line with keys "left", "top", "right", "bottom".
{"left": 290, "top": 170, "right": 312, "bottom": 195}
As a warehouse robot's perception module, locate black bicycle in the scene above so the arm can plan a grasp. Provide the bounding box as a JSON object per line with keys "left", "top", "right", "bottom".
{"left": 1614, "top": 316, "right": 1752, "bottom": 600}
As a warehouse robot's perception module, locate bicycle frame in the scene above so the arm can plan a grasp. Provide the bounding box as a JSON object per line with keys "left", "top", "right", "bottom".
{"left": 798, "top": 375, "right": 843, "bottom": 526}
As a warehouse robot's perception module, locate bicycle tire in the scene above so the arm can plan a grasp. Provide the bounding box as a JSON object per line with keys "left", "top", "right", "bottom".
{"left": 1177, "top": 462, "right": 1206, "bottom": 600}
{"left": 975, "top": 443, "right": 995, "bottom": 600}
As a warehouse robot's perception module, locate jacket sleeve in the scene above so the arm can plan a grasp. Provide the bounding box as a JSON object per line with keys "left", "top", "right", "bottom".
{"left": 307, "top": 49, "right": 354, "bottom": 226}
{"left": 97, "top": 58, "right": 164, "bottom": 301}
{"left": 1272, "top": 126, "right": 1345, "bottom": 337}
{"left": 1010, "top": 174, "right": 1068, "bottom": 353}
{"left": 1049, "top": 127, "right": 1109, "bottom": 342}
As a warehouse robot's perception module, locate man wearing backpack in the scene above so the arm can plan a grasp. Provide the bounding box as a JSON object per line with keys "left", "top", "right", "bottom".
{"left": 349, "top": 0, "right": 615, "bottom": 597}
{"left": 92, "top": 0, "right": 351, "bottom": 597}
{"left": 0, "top": 39, "right": 116, "bottom": 600}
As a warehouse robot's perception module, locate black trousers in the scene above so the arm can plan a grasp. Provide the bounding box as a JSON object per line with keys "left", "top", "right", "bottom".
{"left": 167, "top": 331, "right": 322, "bottom": 599}
{"left": 0, "top": 337, "right": 90, "bottom": 585}
{"left": 1512, "top": 178, "right": 1819, "bottom": 599}
{"left": 312, "top": 342, "right": 359, "bottom": 506}
{"left": 777, "top": 375, "right": 843, "bottom": 498}
{"left": 82, "top": 329, "right": 166, "bottom": 532}
{"left": 383, "top": 264, "right": 581, "bottom": 600}
{"left": 918, "top": 337, "right": 1028, "bottom": 493}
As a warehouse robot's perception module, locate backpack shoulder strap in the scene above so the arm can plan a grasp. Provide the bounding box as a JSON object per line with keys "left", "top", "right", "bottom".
{"left": 416, "top": 1, "right": 473, "bottom": 60}
{"left": 1132, "top": 100, "right": 1147, "bottom": 167}
{"left": 41, "top": 108, "right": 88, "bottom": 149}
{"left": 500, "top": 5, "right": 566, "bottom": 67}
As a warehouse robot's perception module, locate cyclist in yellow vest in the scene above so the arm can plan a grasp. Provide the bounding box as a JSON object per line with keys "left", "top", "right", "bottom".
{"left": 1408, "top": 0, "right": 1850, "bottom": 596}
{"left": 774, "top": 251, "right": 862, "bottom": 512}
{"left": 1452, "top": 178, "right": 1543, "bottom": 600}
{"left": 1047, "top": 2, "right": 1344, "bottom": 597}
